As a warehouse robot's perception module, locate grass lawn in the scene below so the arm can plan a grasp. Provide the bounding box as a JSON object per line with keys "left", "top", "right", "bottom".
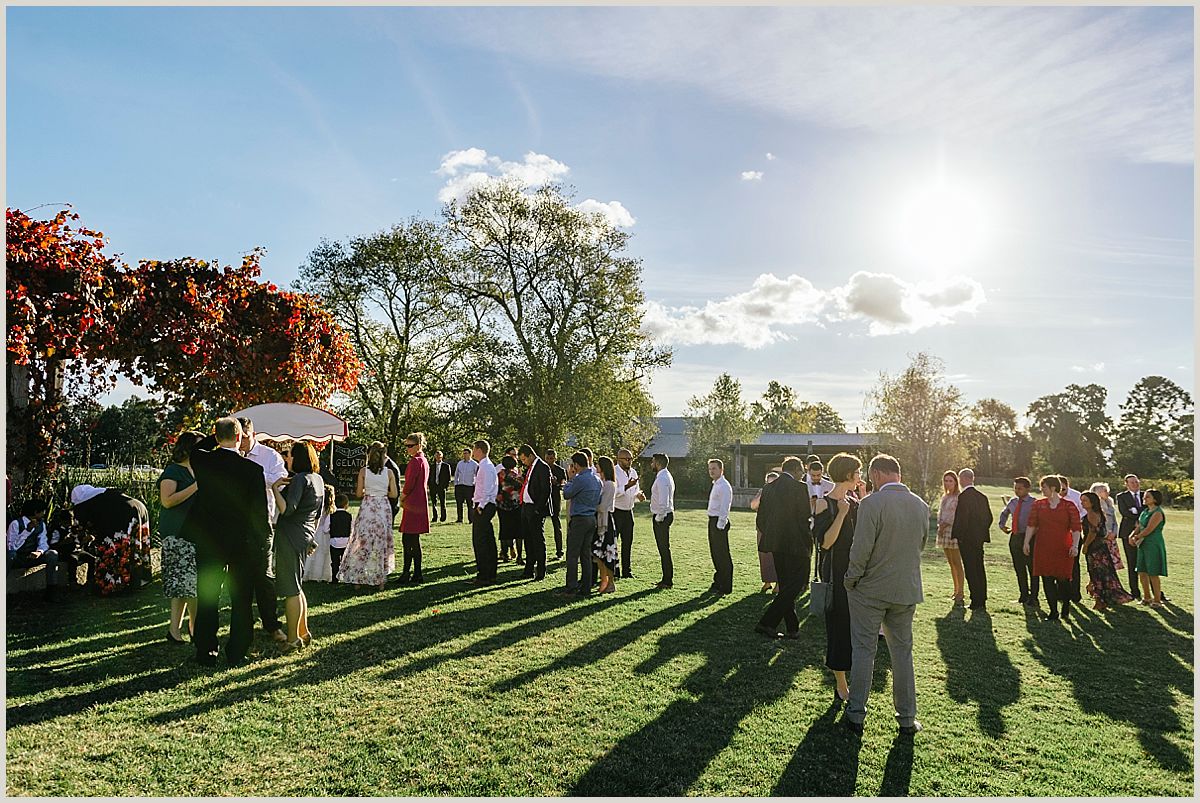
{"left": 5, "top": 484, "right": 1193, "bottom": 796}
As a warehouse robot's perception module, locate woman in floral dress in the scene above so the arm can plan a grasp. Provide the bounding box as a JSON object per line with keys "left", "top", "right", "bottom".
{"left": 337, "top": 442, "right": 398, "bottom": 590}
{"left": 592, "top": 456, "right": 619, "bottom": 593}
{"left": 158, "top": 431, "right": 204, "bottom": 642}
{"left": 1080, "top": 491, "right": 1133, "bottom": 611}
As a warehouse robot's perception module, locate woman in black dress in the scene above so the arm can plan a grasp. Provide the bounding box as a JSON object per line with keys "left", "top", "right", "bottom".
{"left": 811, "top": 452, "right": 863, "bottom": 707}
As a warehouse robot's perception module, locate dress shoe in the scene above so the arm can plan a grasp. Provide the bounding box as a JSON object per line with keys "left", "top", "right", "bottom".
{"left": 535, "top": 572, "right": 545, "bottom": 581}
{"left": 969, "top": 603, "right": 987, "bottom": 612}
{"left": 515, "top": 557, "right": 526, "bottom": 565}
{"left": 754, "top": 624, "right": 782, "bottom": 638}
{"left": 556, "top": 552, "right": 564, "bottom": 559}
{"left": 269, "top": 629, "right": 288, "bottom": 643}
{"left": 843, "top": 718, "right": 864, "bottom": 735}
{"left": 227, "top": 655, "right": 249, "bottom": 668}
{"left": 783, "top": 630, "right": 800, "bottom": 640}
{"left": 410, "top": 575, "right": 424, "bottom": 585}
{"left": 166, "top": 630, "right": 187, "bottom": 644}
{"left": 899, "top": 720, "right": 923, "bottom": 735}
{"left": 196, "top": 652, "right": 218, "bottom": 667}
{"left": 833, "top": 688, "right": 849, "bottom": 707}
{"left": 655, "top": 581, "right": 673, "bottom": 589}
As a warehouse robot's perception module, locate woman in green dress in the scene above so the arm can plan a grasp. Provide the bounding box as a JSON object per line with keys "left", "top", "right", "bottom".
{"left": 1130, "top": 488, "right": 1168, "bottom": 607}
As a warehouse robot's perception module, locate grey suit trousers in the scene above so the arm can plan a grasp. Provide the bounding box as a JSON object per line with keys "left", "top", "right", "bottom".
{"left": 845, "top": 590, "right": 917, "bottom": 727}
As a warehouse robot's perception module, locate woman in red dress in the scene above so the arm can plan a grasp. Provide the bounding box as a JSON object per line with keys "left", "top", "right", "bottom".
{"left": 1023, "top": 475, "right": 1082, "bottom": 622}
{"left": 399, "top": 432, "right": 431, "bottom": 584}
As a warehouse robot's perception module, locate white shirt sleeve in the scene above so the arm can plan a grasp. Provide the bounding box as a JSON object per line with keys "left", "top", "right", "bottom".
{"left": 7, "top": 519, "right": 22, "bottom": 552}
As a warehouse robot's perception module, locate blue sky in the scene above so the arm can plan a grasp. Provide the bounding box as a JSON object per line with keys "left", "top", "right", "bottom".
{"left": 6, "top": 6, "right": 1193, "bottom": 428}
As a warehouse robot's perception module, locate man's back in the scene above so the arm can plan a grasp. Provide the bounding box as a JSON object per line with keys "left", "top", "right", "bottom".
{"left": 756, "top": 473, "right": 811, "bottom": 555}
{"left": 845, "top": 484, "right": 928, "bottom": 604}
{"left": 184, "top": 441, "right": 269, "bottom": 555}
{"left": 951, "top": 486, "right": 993, "bottom": 545}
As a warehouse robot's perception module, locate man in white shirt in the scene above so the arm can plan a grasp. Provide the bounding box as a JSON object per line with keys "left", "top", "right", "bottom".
{"left": 649, "top": 453, "right": 676, "bottom": 589}
{"left": 613, "top": 448, "right": 641, "bottom": 579}
{"left": 1059, "top": 475, "right": 1086, "bottom": 604}
{"left": 469, "top": 439, "right": 499, "bottom": 584}
{"left": 6, "top": 499, "right": 59, "bottom": 599}
{"left": 453, "top": 448, "right": 478, "bottom": 523}
{"left": 706, "top": 458, "right": 734, "bottom": 595}
{"left": 238, "top": 417, "right": 287, "bottom": 642}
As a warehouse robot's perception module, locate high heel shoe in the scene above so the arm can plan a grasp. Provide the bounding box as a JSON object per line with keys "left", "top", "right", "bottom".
{"left": 301, "top": 633, "right": 312, "bottom": 647}
{"left": 165, "top": 630, "right": 187, "bottom": 644}
{"left": 283, "top": 638, "right": 305, "bottom": 653}
{"left": 833, "top": 688, "right": 849, "bottom": 707}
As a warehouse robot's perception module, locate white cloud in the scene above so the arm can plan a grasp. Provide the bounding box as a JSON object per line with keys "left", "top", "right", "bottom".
{"left": 1071, "top": 362, "right": 1107, "bottom": 373}
{"left": 435, "top": 148, "right": 571, "bottom": 204}
{"left": 643, "top": 270, "right": 986, "bottom": 347}
{"left": 576, "top": 198, "right": 636, "bottom": 228}
{"left": 741, "top": 170, "right": 764, "bottom": 181}
{"left": 457, "top": 7, "right": 1192, "bottom": 164}
{"left": 765, "top": 152, "right": 777, "bottom": 161}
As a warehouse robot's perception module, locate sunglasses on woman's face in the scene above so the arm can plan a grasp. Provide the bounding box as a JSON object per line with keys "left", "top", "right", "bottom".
{"left": 405, "top": 443, "right": 418, "bottom": 449}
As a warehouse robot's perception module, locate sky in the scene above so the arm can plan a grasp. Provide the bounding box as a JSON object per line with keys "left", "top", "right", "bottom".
{"left": 6, "top": 6, "right": 1194, "bottom": 430}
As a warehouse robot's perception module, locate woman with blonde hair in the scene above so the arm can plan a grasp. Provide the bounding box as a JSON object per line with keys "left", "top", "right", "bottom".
{"left": 398, "top": 432, "right": 430, "bottom": 584}
{"left": 937, "top": 470, "right": 965, "bottom": 604}
{"left": 1089, "top": 482, "right": 1125, "bottom": 574}
{"left": 337, "top": 441, "right": 398, "bottom": 590}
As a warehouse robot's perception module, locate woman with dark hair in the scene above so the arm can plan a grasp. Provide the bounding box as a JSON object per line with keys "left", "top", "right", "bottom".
{"left": 271, "top": 441, "right": 325, "bottom": 650}
{"left": 1024, "top": 475, "right": 1081, "bottom": 622}
{"left": 593, "top": 456, "right": 619, "bottom": 594}
{"left": 159, "top": 430, "right": 204, "bottom": 642}
{"left": 398, "top": 432, "right": 430, "bottom": 584}
{"left": 1130, "top": 488, "right": 1168, "bottom": 607}
{"left": 752, "top": 470, "right": 780, "bottom": 593}
{"left": 338, "top": 441, "right": 398, "bottom": 589}
{"left": 1080, "top": 490, "right": 1133, "bottom": 611}
{"left": 812, "top": 452, "right": 862, "bottom": 706}
{"left": 936, "top": 470, "right": 965, "bottom": 604}
{"left": 497, "top": 455, "right": 523, "bottom": 563}
{"left": 70, "top": 484, "right": 153, "bottom": 596}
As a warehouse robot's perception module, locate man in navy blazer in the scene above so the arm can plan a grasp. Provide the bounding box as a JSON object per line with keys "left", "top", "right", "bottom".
{"left": 181, "top": 417, "right": 271, "bottom": 667}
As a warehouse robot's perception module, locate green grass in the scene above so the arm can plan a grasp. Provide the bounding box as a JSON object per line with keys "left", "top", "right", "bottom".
{"left": 5, "top": 485, "right": 1193, "bottom": 795}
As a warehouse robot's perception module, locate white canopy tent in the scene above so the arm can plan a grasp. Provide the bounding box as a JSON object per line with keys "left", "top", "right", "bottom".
{"left": 230, "top": 402, "right": 349, "bottom": 444}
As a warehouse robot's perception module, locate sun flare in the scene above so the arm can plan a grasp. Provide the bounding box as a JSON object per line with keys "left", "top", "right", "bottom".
{"left": 892, "top": 177, "right": 993, "bottom": 271}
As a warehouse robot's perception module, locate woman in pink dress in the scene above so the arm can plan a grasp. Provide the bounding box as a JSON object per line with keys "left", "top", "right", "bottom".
{"left": 399, "top": 432, "right": 430, "bottom": 584}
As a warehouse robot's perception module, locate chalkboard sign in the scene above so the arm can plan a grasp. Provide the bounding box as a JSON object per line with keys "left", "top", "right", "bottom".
{"left": 332, "top": 442, "right": 367, "bottom": 494}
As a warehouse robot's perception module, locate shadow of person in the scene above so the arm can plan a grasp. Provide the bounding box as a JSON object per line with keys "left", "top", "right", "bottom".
{"left": 773, "top": 698, "right": 863, "bottom": 795}
{"left": 568, "top": 595, "right": 819, "bottom": 796}
{"left": 934, "top": 606, "right": 1021, "bottom": 738}
{"left": 878, "top": 732, "right": 915, "bottom": 795}
{"left": 1025, "top": 603, "right": 1193, "bottom": 771}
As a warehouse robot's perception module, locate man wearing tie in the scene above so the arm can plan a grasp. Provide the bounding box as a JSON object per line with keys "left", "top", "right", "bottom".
{"left": 999, "top": 477, "right": 1038, "bottom": 606}
{"left": 517, "top": 444, "right": 552, "bottom": 581}
{"left": 183, "top": 418, "right": 272, "bottom": 667}
{"left": 1115, "top": 474, "right": 1144, "bottom": 600}
{"left": 427, "top": 450, "right": 452, "bottom": 523}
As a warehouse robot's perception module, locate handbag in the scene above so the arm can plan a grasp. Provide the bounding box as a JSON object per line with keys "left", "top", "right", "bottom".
{"left": 809, "top": 541, "right": 834, "bottom": 616}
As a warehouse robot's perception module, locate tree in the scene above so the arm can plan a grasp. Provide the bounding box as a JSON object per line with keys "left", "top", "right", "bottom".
{"left": 683, "top": 373, "right": 759, "bottom": 492}
{"left": 965, "top": 398, "right": 1023, "bottom": 477}
{"left": 1111, "top": 376, "right": 1194, "bottom": 478}
{"left": 1027, "top": 384, "right": 1112, "bottom": 478}
{"left": 865, "top": 352, "right": 968, "bottom": 501}
{"left": 795, "top": 401, "right": 847, "bottom": 434}
{"left": 297, "top": 221, "right": 486, "bottom": 454}
{"left": 89, "top": 396, "right": 170, "bottom": 467}
{"left": 7, "top": 207, "right": 361, "bottom": 500}
{"left": 750, "top": 383, "right": 846, "bottom": 434}
{"left": 443, "top": 180, "right": 670, "bottom": 453}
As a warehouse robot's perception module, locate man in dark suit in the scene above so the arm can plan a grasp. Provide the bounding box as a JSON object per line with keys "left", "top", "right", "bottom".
{"left": 181, "top": 417, "right": 272, "bottom": 667}
{"left": 427, "top": 450, "right": 452, "bottom": 523}
{"left": 1115, "top": 473, "right": 1143, "bottom": 600}
{"left": 754, "top": 456, "right": 812, "bottom": 638}
{"left": 517, "top": 444, "right": 552, "bottom": 580}
{"left": 951, "top": 468, "right": 994, "bottom": 611}
{"left": 545, "top": 448, "right": 567, "bottom": 559}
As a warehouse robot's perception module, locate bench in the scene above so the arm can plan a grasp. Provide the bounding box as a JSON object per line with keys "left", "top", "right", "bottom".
{"left": 6, "top": 548, "right": 162, "bottom": 595}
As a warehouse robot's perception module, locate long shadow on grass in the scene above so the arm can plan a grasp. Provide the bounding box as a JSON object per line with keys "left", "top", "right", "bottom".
{"left": 774, "top": 698, "right": 863, "bottom": 795}
{"left": 1025, "top": 604, "right": 1193, "bottom": 771}
{"left": 145, "top": 576, "right": 618, "bottom": 724}
{"left": 934, "top": 607, "right": 1020, "bottom": 737}
{"left": 568, "top": 595, "right": 819, "bottom": 796}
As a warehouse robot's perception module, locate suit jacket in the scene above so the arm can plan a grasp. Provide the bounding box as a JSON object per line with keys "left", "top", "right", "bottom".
{"left": 1114, "top": 489, "right": 1143, "bottom": 538}
{"left": 755, "top": 472, "right": 812, "bottom": 556}
{"left": 548, "top": 462, "right": 566, "bottom": 497}
{"left": 179, "top": 435, "right": 270, "bottom": 560}
{"left": 951, "top": 486, "right": 994, "bottom": 546}
{"left": 427, "top": 461, "right": 452, "bottom": 491}
{"left": 522, "top": 459, "right": 552, "bottom": 516}
{"left": 844, "top": 482, "right": 928, "bottom": 605}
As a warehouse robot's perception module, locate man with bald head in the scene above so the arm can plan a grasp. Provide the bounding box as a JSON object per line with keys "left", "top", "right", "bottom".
{"left": 181, "top": 417, "right": 272, "bottom": 667}
{"left": 950, "top": 467, "right": 994, "bottom": 612}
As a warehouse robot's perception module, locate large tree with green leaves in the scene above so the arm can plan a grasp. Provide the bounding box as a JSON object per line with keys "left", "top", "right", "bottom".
{"left": 1111, "top": 376, "right": 1194, "bottom": 478}
{"left": 866, "top": 352, "right": 968, "bottom": 501}
{"left": 750, "top": 381, "right": 845, "bottom": 433}
{"left": 442, "top": 180, "right": 670, "bottom": 453}
{"left": 297, "top": 220, "right": 487, "bottom": 454}
{"left": 1027, "top": 384, "right": 1112, "bottom": 477}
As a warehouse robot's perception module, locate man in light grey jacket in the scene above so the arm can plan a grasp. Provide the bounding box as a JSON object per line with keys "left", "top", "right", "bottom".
{"left": 842, "top": 453, "right": 929, "bottom": 736}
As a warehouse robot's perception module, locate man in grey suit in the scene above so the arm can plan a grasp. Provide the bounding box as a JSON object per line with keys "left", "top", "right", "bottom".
{"left": 842, "top": 454, "right": 928, "bottom": 736}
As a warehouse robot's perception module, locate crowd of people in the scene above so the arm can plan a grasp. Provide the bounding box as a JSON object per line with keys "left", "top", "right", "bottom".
{"left": 5, "top": 418, "right": 1177, "bottom": 734}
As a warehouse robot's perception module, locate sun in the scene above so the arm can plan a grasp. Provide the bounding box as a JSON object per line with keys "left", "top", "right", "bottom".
{"left": 892, "top": 177, "right": 993, "bottom": 271}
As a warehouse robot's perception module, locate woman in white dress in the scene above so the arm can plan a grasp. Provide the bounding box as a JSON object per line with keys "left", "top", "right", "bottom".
{"left": 336, "top": 442, "right": 398, "bottom": 590}
{"left": 304, "top": 485, "right": 335, "bottom": 582}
